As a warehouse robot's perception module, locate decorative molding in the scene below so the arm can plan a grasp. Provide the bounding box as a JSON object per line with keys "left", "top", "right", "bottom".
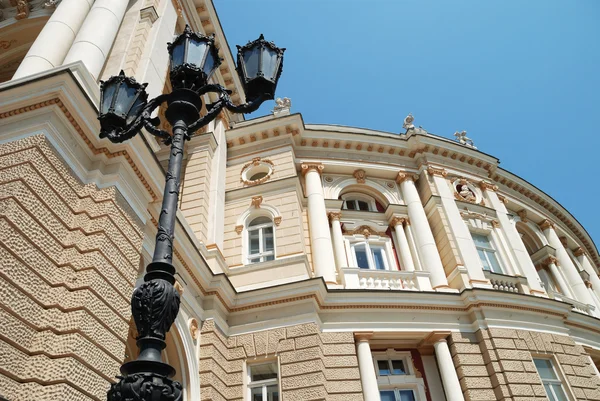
{"left": 479, "top": 180, "right": 498, "bottom": 192}
{"left": 517, "top": 209, "right": 528, "bottom": 223}
{"left": 346, "top": 225, "right": 387, "bottom": 238}
{"left": 353, "top": 169, "right": 366, "bottom": 184}
{"left": 274, "top": 216, "right": 282, "bottom": 226}
{"left": 301, "top": 163, "right": 324, "bottom": 175}
{"left": 396, "top": 172, "right": 418, "bottom": 184}
{"left": 15, "top": 0, "right": 29, "bottom": 20}
{"left": 235, "top": 225, "right": 244, "bottom": 234}
{"left": 574, "top": 247, "right": 585, "bottom": 257}
{"left": 240, "top": 157, "right": 275, "bottom": 186}
{"left": 328, "top": 212, "right": 342, "bottom": 221}
{"left": 174, "top": 281, "right": 184, "bottom": 295}
{"left": 497, "top": 194, "right": 508, "bottom": 204}
{"left": 139, "top": 6, "right": 159, "bottom": 23}
{"left": 559, "top": 236, "right": 568, "bottom": 248}
{"left": 426, "top": 166, "right": 448, "bottom": 177}
{"left": 491, "top": 220, "right": 500, "bottom": 229}
{"left": 354, "top": 332, "right": 374, "bottom": 342}
{"left": 189, "top": 318, "right": 199, "bottom": 340}
{"left": 251, "top": 196, "right": 263, "bottom": 208}
{"left": 539, "top": 219, "right": 555, "bottom": 231}
{"left": 454, "top": 179, "right": 478, "bottom": 204}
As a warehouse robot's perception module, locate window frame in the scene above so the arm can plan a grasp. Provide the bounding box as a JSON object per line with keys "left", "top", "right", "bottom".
{"left": 471, "top": 232, "right": 504, "bottom": 274}
{"left": 245, "top": 216, "right": 276, "bottom": 265}
{"left": 246, "top": 361, "right": 280, "bottom": 401}
{"left": 373, "top": 350, "right": 426, "bottom": 401}
{"left": 346, "top": 236, "right": 396, "bottom": 271}
{"left": 340, "top": 193, "right": 378, "bottom": 212}
{"left": 532, "top": 357, "right": 572, "bottom": 401}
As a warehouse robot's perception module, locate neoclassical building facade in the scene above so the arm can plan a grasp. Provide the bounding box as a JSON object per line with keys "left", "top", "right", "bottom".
{"left": 1, "top": 1, "right": 600, "bottom": 401}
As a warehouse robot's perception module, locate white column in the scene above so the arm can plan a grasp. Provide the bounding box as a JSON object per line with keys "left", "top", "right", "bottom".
{"left": 482, "top": 184, "right": 546, "bottom": 295}
{"left": 405, "top": 222, "right": 423, "bottom": 270}
{"left": 391, "top": 217, "right": 415, "bottom": 272}
{"left": 355, "top": 333, "right": 380, "bottom": 401}
{"left": 13, "top": 0, "right": 94, "bottom": 79}
{"left": 545, "top": 257, "right": 576, "bottom": 299}
{"left": 329, "top": 212, "right": 348, "bottom": 270}
{"left": 434, "top": 339, "right": 465, "bottom": 401}
{"left": 575, "top": 248, "right": 600, "bottom": 301}
{"left": 302, "top": 164, "right": 337, "bottom": 284}
{"left": 540, "top": 220, "right": 596, "bottom": 308}
{"left": 428, "top": 169, "right": 489, "bottom": 287}
{"left": 397, "top": 173, "right": 449, "bottom": 289}
{"left": 63, "top": 0, "right": 129, "bottom": 79}
{"left": 207, "top": 117, "right": 227, "bottom": 249}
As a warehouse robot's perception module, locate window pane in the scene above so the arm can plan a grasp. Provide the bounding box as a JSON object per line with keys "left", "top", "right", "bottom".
{"left": 250, "top": 172, "right": 268, "bottom": 181}
{"left": 391, "top": 359, "right": 406, "bottom": 375}
{"left": 472, "top": 233, "right": 491, "bottom": 249}
{"left": 357, "top": 200, "right": 370, "bottom": 211}
{"left": 250, "top": 363, "right": 278, "bottom": 381}
{"left": 250, "top": 216, "right": 271, "bottom": 226}
{"left": 477, "top": 249, "right": 491, "bottom": 270}
{"left": 264, "top": 227, "right": 274, "bottom": 251}
{"left": 379, "top": 391, "right": 395, "bottom": 401}
{"left": 372, "top": 248, "right": 386, "bottom": 270}
{"left": 355, "top": 244, "right": 369, "bottom": 269}
{"left": 249, "top": 231, "right": 260, "bottom": 254}
{"left": 543, "top": 384, "right": 557, "bottom": 401}
{"left": 377, "top": 360, "right": 390, "bottom": 375}
{"left": 486, "top": 250, "right": 502, "bottom": 273}
{"left": 550, "top": 383, "right": 568, "bottom": 401}
{"left": 251, "top": 387, "right": 263, "bottom": 401}
{"left": 534, "top": 359, "right": 558, "bottom": 380}
{"left": 345, "top": 201, "right": 356, "bottom": 210}
{"left": 267, "top": 385, "right": 279, "bottom": 401}
{"left": 265, "top": 255, "right": 274, "bottom": 262}
{"left": 399, "top": 390, "right": 416, "bottom": 401}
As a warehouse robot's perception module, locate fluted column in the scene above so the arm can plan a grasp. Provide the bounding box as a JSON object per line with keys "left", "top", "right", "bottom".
{"left": 434, "top": 339, "right": 465, "bottom": 401}
{"left": 302, "top": 163, "right": 337, "bottom": 284}
{"left": 540, "top": 220, "right": 595, "bottom": 307}
{"left": 544, "top": 256, "right": 575, "bottom": 299}
{"left": 574, "top": 247, "right": 600, "bottom": 301}
{"left": 390, "top": 217, "right": 415, "bottom": 271}
{"left": 329, "top": 212, "right": 348, "bottom": 270}
{"left": 480, "top": 182, "right": 546, "bottom": 295}
{"left": 397, "top": 172, "right": 448, "bottom": 289}
{"left": 355, "top": 333, "right": 380, "bottom": 401}
{"left": 13, "top": 0, "right": 94, "bottom": 79}
{"left": 63, "top": 0, "right": 129, "bottom": 79}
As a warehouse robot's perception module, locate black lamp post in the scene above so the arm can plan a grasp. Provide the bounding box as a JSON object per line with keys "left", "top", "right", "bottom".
{"left": 100, "top": 25, "right": 284, "bottom": 401}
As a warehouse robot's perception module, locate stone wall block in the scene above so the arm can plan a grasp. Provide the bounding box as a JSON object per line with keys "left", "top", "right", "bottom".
{"left": 507, "top": 383, "right": 534, "bottom": 396}
{"left": 320, "top": 332, "right": 354, "bottom": 344}
{"left": 294, "top": 334, "right": 320, "bottom": 350}
{"left": 281, "top": 371, "right": 325, "bottom": 390}
{"left": 584, "top": 388, "right": 600, "bottom": 400}
{"left": 280, "top": 359, "right": 325, "bottom": 377}
{"left": 488, "top": 328, "right": 518, "bottom": 339}
{"left": 285, "top": 323, "right": 319, "bottom": 338}
{"left": 323, "top": 355, "right": 359, "bottom": 368}
{"left": 322, "top": 343, "right": 356, "bottom": 356}
{"left": 463, "top": 389, "right": 497, "bottom": 401}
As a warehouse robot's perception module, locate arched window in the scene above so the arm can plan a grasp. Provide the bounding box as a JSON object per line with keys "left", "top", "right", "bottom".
{"left": 247, "top": 216, "right": 275, "bottom": 264}
{"left": 340, "top": 193, "right": 384, "bottom": 212}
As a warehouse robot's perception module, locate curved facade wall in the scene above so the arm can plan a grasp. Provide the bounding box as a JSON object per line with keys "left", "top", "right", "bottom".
{"left": 0, "top": 1, "right": 599, "bottom": 401}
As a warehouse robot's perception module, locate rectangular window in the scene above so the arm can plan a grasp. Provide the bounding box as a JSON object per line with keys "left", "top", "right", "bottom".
{"left": 247, "top": 362, "right": 279, "bottom": 401}
{"left": 533, "top": 358, "right": 569, "bottom": 401}
{"left": 472, "top": 233, "right": 503, "bottom": 273}
{"left": 351, "top": 242, "right": 390, "bottom": 270}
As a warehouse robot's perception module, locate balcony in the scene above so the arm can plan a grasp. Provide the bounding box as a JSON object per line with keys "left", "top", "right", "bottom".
{"left": 483, "top": 270, "right": 529, "bottom": 294}
{"left": 341, "top": 268, "right": 433, "bottom": 291}
{"left": 547, "top": 290, "right": 596, "bottom": 316}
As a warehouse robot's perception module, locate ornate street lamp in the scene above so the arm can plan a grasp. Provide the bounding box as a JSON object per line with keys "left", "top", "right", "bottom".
{"left": 100, "top": 26, "right": 284, "bottom": 401}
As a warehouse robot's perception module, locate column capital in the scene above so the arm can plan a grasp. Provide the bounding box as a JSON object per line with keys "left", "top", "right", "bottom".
{"left": 542, "top": 256, "right": 559, "bottom": 266}
{"left": 426, "top": 165, "right": 448, "bottom": 177}
{"left": 354, "top": 332, "right": 374, "bottom": 342}
{"left": 419, "top": 331, "right": 451, "bottom": 346}
{"left": 390, "top": 216, "right": 407, "bottom": 227}
{"left": 479, "top": 180, "right": 498, "bottom": 192}
{"left": 539, "top": 219, "right": 555, "bottom": 231}
{"left": 301, "top": 163, "right": 324, "bottom": 175}
{"left": 574, "top": 247, "right": 585, "bottom": 257}
{"left": 517, "top": 209, "right": 528, "bottom": 223}
{"left": 328, "top": 211, "right": 342, "bottom": 221}
{"left": 396, "top": 171, "right": 419, "bottom": 184}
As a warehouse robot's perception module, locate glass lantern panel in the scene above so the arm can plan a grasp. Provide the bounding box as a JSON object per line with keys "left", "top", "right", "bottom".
{"left": 243, "top": 46, "right": 261, "bottom": 79}
{"left": 171, "top": 41, "right": 185, "bottom": 67}
{"left": 126, "top": 96, "right": 145, "bottom": 125}
{"left": 203, "top": 49, "right": 216, "bottom": 78}
{"left": 187, "top": 39, "right": 207, "bottom": 67}
{"left": 101, "top": 82, "right": 117, "bottom": 113}
{"left": 261, "top": 47, "right": 279, "bottom": 80}
{"left": 114, "top": 85, "right": 138, "bottom": 115}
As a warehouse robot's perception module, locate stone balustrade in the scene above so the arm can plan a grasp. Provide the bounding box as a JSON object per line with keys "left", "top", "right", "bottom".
{"left": 547, "top": 290, "right": 596, "bottom": 316}
{"left": 341, "top": 268, "right": 433, "bottom": 291}
{"left": 483, "top": 271, "right": 529, "bottom": 294}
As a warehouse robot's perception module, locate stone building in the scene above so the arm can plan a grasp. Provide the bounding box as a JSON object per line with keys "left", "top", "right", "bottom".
{"left": 1, "top": 0, "right": 600, "bottom": 400}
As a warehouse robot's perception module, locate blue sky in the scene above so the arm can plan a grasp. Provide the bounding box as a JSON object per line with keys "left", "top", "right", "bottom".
{"left": 215, "top": 0, "right": 600, "bottom": 247}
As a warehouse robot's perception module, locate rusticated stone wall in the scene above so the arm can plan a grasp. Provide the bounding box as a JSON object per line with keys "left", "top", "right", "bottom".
{"left": 0, "top": 135, "right": 144, "bottom": 401}
{"left": 199, "top": 320, "right": 363, "bottom": 401}
{"left": 450, "top": 328, "right": 600, "bottom": 400}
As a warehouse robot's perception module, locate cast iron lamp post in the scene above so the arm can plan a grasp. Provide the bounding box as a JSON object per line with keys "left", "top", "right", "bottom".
{"left": 98, "top": 26, "right": 284, "bottom": 401}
